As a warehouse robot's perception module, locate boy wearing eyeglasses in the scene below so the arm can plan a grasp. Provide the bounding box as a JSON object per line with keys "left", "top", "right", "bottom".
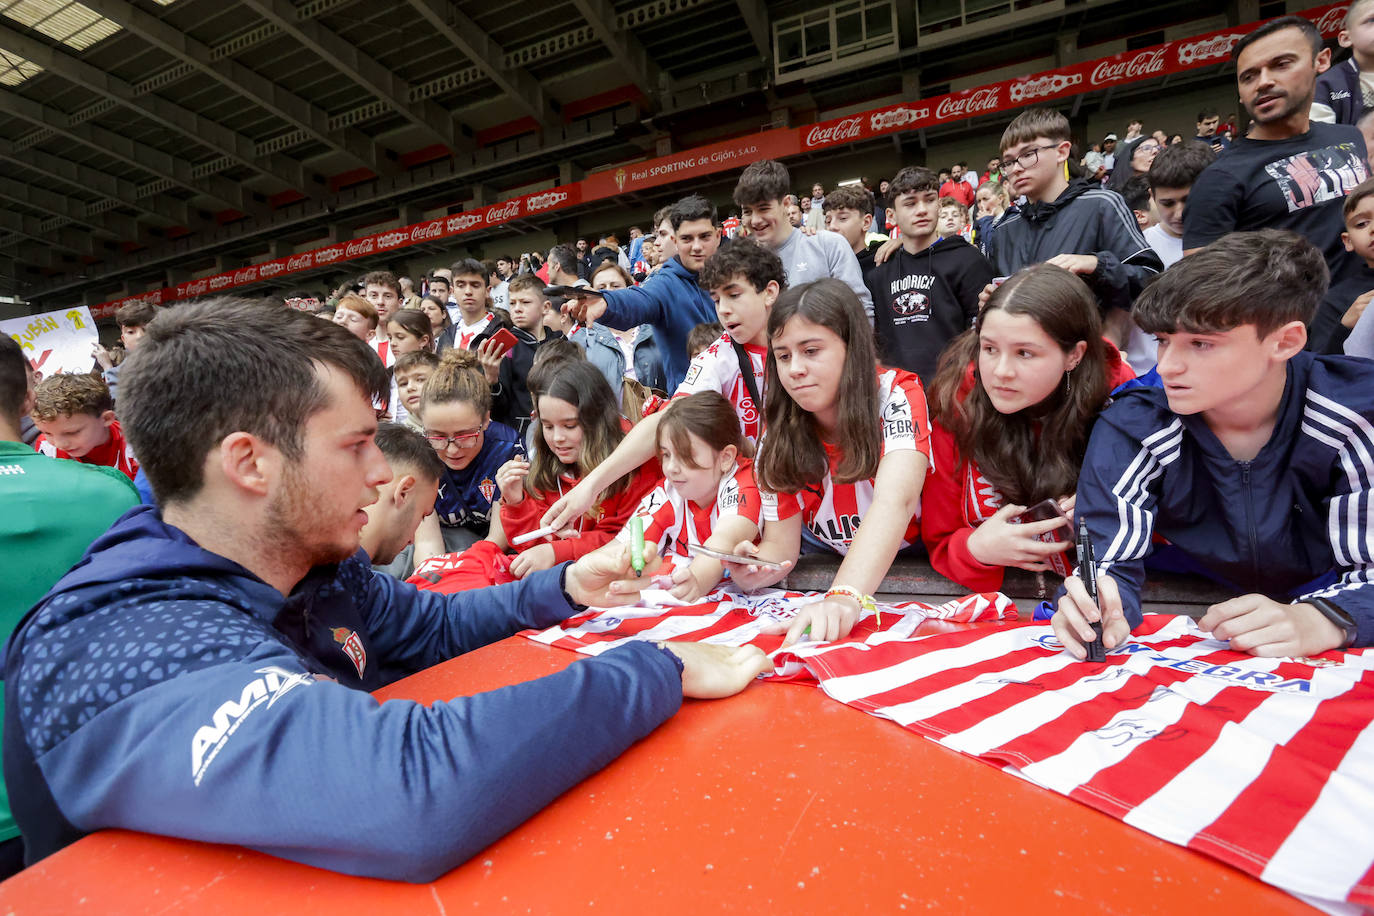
{"left": 984, "top": 107, "right": 1163, "bottom": 344}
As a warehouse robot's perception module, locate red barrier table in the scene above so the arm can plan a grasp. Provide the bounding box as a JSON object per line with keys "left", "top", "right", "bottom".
{"left": 0, "top": 623, "right": 1318, "bottom": 914}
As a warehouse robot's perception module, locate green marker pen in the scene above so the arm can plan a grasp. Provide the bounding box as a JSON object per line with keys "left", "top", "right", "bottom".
{"left": 630, "top": 516, "right": 645, "bottom": 578}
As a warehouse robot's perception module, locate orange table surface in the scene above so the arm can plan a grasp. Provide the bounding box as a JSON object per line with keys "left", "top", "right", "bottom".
{"left": 0, "top": 623, "right": 1318, "bottom": 914}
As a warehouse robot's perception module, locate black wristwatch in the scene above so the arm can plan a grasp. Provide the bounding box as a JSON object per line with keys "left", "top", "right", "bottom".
{"left": 1306, "top": 597, "right": 1358, "bottom": 650}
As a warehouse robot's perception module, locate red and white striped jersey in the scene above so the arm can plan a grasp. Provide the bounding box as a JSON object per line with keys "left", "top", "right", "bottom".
{"left": 777, "top": 614, "right": 1374, "bottom": 910}
{"left": 456, "top": 312, "right": 494, "bottom": 350}
{"left": 368, "top": 336, "right": 394, "bottom": 368}
{"left": 675, "top": 334, "right": 766, "bottom": 445}
{"left": 762, "top": 368, "right": 931, "bottom": 555}
{"left": 618, "top": 459, "right": 763, "bottom": 559}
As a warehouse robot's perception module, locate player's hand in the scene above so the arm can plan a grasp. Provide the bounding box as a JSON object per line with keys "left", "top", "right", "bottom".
{"left": 1058, "top": 494, "right": 1076, "bottom": 525}
{"left": 510, "top": 543, "right": 556, "bottom": 579}
{"left": 782, "top": 593, "right": 862, "bottom": 647}
{"left": 966, "top": 504, "right": 1069, "bottom": 571}
{"left": 720, "top": 540, "right": 793, "bottom": 591}
{"left": 656, "top": 641, "right": 771, "bottom": 699}
{"left": 91, "top": 342, "right": 114, "bottom": 370}
{"left": 871, "top": 237, "right": 902, "bottom": 266}
{"left": 1052, "top": 573, "right": 1130, "bottom": 660}
{"left": 1341, "top": 290, "right": 1374, "bottom": 329}
{"left": 562, "top": 292, "right": 607, "bottom": 325}
{"left": 494, "top": 458, "right": 529, "bottom": 505}
{"left": 563, "top": 545, "right": 665, "bottom": 608}
{"left": 475, "top": 337, "right": 505, "bottom": 384}
{"left": 1198, "top": 595, "right": 1344, "bottom": 658}
{"left": 540, "top": 480, "right": 596, "bottom": 533}
{"left": 1046, "top": 253, "right": 1099, "bottom": 276}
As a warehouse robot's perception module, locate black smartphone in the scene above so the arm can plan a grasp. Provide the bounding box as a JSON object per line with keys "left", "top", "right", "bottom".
{"left": 543, "top": 284, "right": 601, "bottom": 299}
{"left": 1009, "top": 498, "right": 1073, "bottom": 577}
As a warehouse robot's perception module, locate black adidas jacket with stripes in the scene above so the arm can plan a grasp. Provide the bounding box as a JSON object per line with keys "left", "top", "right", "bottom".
{"left": 1074, "top": 351, "right": 1374, "bottom": 645}
{"left": 985, "top": 178, "right": 1163, "bottom": 316}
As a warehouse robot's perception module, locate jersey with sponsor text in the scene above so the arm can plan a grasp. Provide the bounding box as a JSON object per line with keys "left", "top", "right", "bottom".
{"left": 616, "top": 458, "right": 763, "bottom": 559}
{"left": 761, "top": 368, "right": 930, "bottom": 554}
{"left": 674, "top": 333, "right": 765, "bottom": 445}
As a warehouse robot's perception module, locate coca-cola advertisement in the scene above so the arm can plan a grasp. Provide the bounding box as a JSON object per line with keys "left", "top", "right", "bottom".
{"left": 934, "top": 86, "right": 1002, "bottom": 123}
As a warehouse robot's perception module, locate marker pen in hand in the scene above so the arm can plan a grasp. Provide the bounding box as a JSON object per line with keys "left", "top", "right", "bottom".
{"left": 630, "top": 516, "right": 645, "bottom": 578}
{"left": 1077, "top": 518, "right": 1106, "bottom": 663}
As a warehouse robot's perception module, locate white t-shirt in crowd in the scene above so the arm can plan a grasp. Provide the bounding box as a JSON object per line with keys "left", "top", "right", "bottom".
{"left": 1125, "top": 224, "right": 1186, "bottom": 374}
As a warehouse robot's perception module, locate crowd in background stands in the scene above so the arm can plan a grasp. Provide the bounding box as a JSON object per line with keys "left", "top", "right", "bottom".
{"left": 5, "top": 11, "right": 1374, "bottom": 885}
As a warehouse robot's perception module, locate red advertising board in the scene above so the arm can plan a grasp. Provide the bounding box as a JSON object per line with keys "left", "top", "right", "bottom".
{"left": 87, "top": 3, "right": 1347, "bottom": 319}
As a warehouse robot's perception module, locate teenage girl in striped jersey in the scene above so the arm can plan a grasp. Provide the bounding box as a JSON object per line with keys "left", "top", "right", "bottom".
{"left": 727, "top": 278, "right": 932, "bottom": 646}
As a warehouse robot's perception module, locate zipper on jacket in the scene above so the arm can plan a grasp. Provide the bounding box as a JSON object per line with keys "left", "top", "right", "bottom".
{"left": 1240, "top": 460, "right": 1259, "bottom": 581}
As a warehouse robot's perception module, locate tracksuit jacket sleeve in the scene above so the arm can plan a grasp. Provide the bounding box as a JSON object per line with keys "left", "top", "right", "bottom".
{"left": 30, "top": 599, "right": 684, "bottom": 882}
{"left": 1088, "top": 202, "right": 1164, "bottom": 314}
{"left": 1073, "top": 416, "right": 1159, "bottom": 628}
{"left": 919, "top": 425, "right": 1006, "bottom": 593}
{"left": 356, "top": 563, "right": 580, "bottom": 673}
{"left": 1296, "top": 425, "right": 1374, "bottom": 648}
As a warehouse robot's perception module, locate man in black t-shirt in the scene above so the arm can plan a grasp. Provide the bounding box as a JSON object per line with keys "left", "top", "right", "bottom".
{"left": 1184, "top": 16, "right": 1370, "bottom": 281}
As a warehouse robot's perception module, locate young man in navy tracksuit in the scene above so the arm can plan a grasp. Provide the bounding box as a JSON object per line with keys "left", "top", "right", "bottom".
{"left": 568, "top": 195, "right": 720, "bottom": 391}
{"left": 1054, "top": 230, "right": 1374, "bottom": 659}
{"left": 2, "top": 300, "right": 768, "bottom": 880}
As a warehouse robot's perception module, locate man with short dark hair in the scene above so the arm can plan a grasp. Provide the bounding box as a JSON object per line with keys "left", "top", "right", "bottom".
{"left": 3, "top": 298, "right": 768, "bottom": 880}
{"left": 546, "top": 244, "right": 586, "bottom": 288}
{"left": 0, "top": 335, "right": 138, "bottom": 879}
{"left": 363, "top": 422, "right": 444, "bottom": 569}
{"left": 1194, "top": 107, "right": 1231, "bottom": 154}
{"left": 566, "top": 195, "right": 721, "bottom": 390}
{"left": 1185, "top": 16, "right": 1368, "bottom": 281}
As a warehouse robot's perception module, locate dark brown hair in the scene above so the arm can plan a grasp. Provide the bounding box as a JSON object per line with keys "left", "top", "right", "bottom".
{"left": 755, "top": 279, "right": 881, "bottom": 493}
{"left": 529, "top": 361, "right": 629, "bottom": 500}
{"left": 374, "top": 421, "right": 444, "bottom": 483}
{"left": 889, "top": 166, "right": 939, "bottom": 197}
{"left": 1344, "top": 175, "right": 1374, "bottom": 221}
{"left": 119, "top": 297, "right": 389, "bottom": 505}
{"left": 822, "top": 185, "right": 871, "bottom": 214}
{"left": 657, "top": 391, "right": 753, "bottom": 470}
{"left": 1000, "top": 107, "right": 1070, "bottom": 154}
{"left": 1133, "top": 229, "right": 1327, "bottom": 337}
{"left": 507, "top": 273, "right": 544, "bottom": 297}
{"left": 115, "top": 300, "right": 157, "bottom": 329}
{"left": 0, "top": 335, "right": 27, "bottom": 426}
{"left": 929, "top": 265, "right": 1109, "bottom": 506}
{"left": 698, "top": 236, "right": 784, "bottom": 294}
{"left": 687, "top": 321, "right": 724, "bottom": 359}
{"left": 733, "top": 159, "right": 791, "bottom": 209}
{"left": 393, "top": 349, "right": 439, "bottom": 375}
{"left": 385, "top": 308, "right": 434, "bottom": 347}
{"left": 361, "top": 270, "right": 401, "bottom": 297}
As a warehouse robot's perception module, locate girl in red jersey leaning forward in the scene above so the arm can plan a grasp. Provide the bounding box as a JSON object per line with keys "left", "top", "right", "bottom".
{"left": 493, "top": 360, "right": 660, "bottom": 579}
{"left": 729, "top": 278, "right": 932, "bottom": 646}
{"left": 603, "top": 391, "right": 767, "bottom": 602}
{"left": 921, "top": 264, "right": 1135, "bottom": 593}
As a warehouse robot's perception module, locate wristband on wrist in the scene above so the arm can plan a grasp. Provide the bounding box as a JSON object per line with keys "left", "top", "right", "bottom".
{"left": 825, "top": 585, "right": 880, "bottom": 627}
{"left": 1305, "top": 597, "right": 1357, "bottom": 650}
{"left": 558, "top": 562, "right": 589, "bottom": 612}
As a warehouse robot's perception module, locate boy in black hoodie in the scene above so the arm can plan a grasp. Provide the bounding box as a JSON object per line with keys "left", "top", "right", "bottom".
{"left": 986, "top": 108, "right": 1163, "bottom": 343}
{"left": 864, "top": 166, "right": 995, "bottom": 383}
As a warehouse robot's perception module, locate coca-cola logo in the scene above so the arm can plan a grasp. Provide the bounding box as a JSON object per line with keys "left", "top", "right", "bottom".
{"left": 258, "top": 261, "right": 285, "bottom": 278}
{"left": 1090, "top": 48, "right": 1167, "bottom": 86}
{"left": 208, "top": 275, "right": 234, "bottom": 291}
{"left": 447, "top": 213, "right": 483, "bottom": 233}
{"left": 408, "top": 221, "right": 442, "bottom": 242}
{"left": 526, "top": 191, "right": 569, "bottom": 211}
{"left": 232, "top": 268, "right": 257, "bottom": 284}
{"left": 870, "top": 107, "right": 930, "bottom": 132}
{"left": 1009, "top": 72, "right": 1083, "bottom": 103}
{"left": 314, "top": 246, "right": 345, "bottom": 265}
{"left": 344, "top": 238, "right": 375, "bottom": 258}
{"left": 934, "top": 87, "right": 1002, "bottom": 121}
{"left": 484, "top": 200, "right": 521, "bottom": 223}
{"left": 286, "top": 254, "right": 313, "bottom": 271}
{"left": 1176, "top": 34, "right": 1243, "bottom": 66}
{"left": 181, "top": 279, "right": 209, "bottom": 297}
{"left": 805, "top": 116, "right": 863, "bottom": 148}
{"left": 1315, "top": 6, "right": 1349, "bottom": 36}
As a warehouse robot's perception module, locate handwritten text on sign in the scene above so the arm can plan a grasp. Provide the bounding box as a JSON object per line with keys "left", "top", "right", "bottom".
{"left": 1, "top": 307, "right": 98, "bottom": 379}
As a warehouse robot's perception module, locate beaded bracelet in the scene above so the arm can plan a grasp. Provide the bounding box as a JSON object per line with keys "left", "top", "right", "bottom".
{"left": 824, "top": 585, "right": 881, "bottom": 627}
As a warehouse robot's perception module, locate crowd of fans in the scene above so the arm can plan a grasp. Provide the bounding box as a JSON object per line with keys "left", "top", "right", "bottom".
{"left": 3, "top": 9, "right": 1374, "bottom": 887}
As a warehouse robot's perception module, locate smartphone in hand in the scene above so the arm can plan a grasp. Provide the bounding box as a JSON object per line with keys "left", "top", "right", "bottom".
{"left": 1010, "top": 498, "right": 1073, "bottom": 577}
{"left": 487, "top": 327, "right": 518, "bottom": 357}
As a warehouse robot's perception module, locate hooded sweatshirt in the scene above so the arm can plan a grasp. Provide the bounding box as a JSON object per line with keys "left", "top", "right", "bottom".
{"left": 598, "top": 256, "right": 718, "bottom": 392}
{"left": 985, "top": 178, "right": 1163, "bottom": 315}
{"left": 3, "top": 506, "right": 683, "bottom": 880}
{"left": 864, "top": 236, "right": 996, "bottom": 383}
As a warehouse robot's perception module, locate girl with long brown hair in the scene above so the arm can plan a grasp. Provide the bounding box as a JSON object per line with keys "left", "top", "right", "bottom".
{"left": 731, "top": 278, "right": 932, "bottom": 646}
{"left": 493, "top": 360, "right": 660, "bottom": 579}
{"left": 921, "top": 264, "right": 1135, "bottom": 591}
